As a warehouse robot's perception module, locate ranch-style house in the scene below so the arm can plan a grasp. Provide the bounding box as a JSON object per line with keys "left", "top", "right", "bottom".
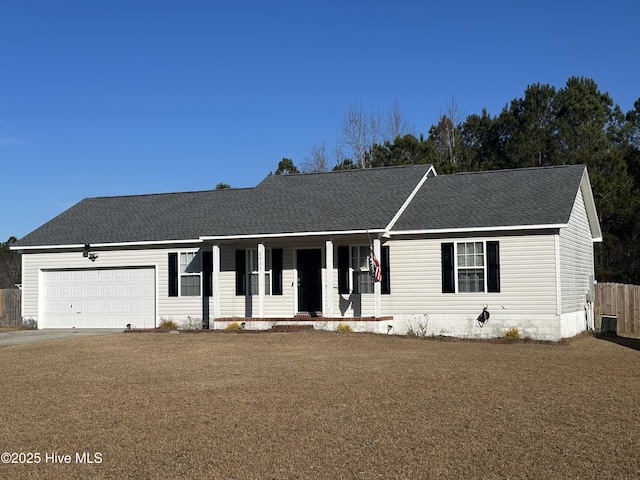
{"left": 12, "top": 164, "right": 602, "bottom": 340}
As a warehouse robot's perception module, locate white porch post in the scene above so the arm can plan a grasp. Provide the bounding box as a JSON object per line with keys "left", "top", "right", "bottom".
{"left": 212, "top": 244, "right": 221, "bottom": 319}
{"left": 325, "top": 239, "right": 334, "bottom": 317}
{"left": 373, "top": 237, "right": 381, "bottom": 318}
{"left": 257, "top": 242, "right": 265, "bottom": 318}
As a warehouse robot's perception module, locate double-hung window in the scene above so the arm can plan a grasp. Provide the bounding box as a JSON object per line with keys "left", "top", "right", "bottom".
{"left": 180, "top": 252, "right": 201, "bottom": 296}
{"left": 351, "top": 246, "right": 374, "bottom": 294}
{"left": 457, "top": 242, "right": 485, "bottom": 292}
{"left": 337, "top": 245, "right": 390, "bottom": 295}
{"left": 442, "top": 241, "right": 500, "bottom": 293}
{"left": 168, "top": 251, "right": 202, "bottom": 297}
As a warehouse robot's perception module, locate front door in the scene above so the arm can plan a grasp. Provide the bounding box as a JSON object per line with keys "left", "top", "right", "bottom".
{"left": 297, "top": 249, "right": 322, "bottom": 314}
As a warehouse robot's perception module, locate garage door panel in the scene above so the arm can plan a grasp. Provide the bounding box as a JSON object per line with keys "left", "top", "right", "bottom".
{"left": 43, "top": 268, "right": 155, "bottom": 329}
{"left": 71, "top": 271, "right": 86, "bottom": 281}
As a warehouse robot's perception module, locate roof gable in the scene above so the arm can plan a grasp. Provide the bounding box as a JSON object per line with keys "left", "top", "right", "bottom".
{"left": 392, "top": 164, "right": 591, "bottom": 233}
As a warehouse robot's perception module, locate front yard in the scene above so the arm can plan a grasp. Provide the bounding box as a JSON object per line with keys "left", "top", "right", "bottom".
{"left": 0, "top": 331, "right": 638, "bottom": 479}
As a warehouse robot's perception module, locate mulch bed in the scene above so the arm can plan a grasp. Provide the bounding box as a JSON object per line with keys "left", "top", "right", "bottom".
{"left": 0, "top": 331, "right": 638, "bottom": 479}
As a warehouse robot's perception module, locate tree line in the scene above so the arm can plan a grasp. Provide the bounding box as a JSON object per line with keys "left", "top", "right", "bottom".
{"left": 0, "top": 237, "right": 20, "bottom": 289}
{"left": 277, "top": 77, "right": 640, "bottom": 284}
{"left": 3, "top": 76, "right": 638, "bottom": 286}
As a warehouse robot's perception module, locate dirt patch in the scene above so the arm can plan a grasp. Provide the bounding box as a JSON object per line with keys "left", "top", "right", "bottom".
{"left": 0, "top": 331, "right": 638, "bottom": 479}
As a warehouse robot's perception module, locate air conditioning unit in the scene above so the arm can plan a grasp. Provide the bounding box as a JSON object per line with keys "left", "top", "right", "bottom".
{"left": 596, "top": 315, "right": 617, "bottom": 334}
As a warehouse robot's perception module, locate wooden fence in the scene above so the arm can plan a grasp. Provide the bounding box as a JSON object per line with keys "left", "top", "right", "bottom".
{"left": 595, "top": 283, "right": 640, "bottom": 336}
{"left": 0, "top": 289, "right": 22, "bottom": 327}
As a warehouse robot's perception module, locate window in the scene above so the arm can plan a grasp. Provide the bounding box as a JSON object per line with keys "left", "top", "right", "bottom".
{"left": 457, "top": 242, "right": 485, "bottom": 292}
{"left": 351, "top": 246, "right": 373, "bottom": 294}
{"left": 180, "top": 252, "right": 201, "bottom": 296}
{"left": 338, "top": 245, "right": 390, "bottom": 295}
{"left": 235, "top": 248, "right": 283, "bottom": 296}
{"left": 442, "top": 241, "right": 500, "bottom": 293}
{"left": 168, "top": 251, "right": 202, "bottom": 297}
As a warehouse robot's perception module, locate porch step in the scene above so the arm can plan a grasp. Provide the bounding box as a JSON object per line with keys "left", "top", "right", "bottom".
{"left": 270, "top": 324, "right": 315, "bottom": 333}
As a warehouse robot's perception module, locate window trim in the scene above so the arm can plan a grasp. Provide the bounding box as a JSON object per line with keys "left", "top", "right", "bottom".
{"left": 179, "top": 251, "right": 202, "bottom": 297}
{"left": 169, "top": 250, "right": 203, "bottom": 297}
{"left": 351, "top": 245, "right": 374, "bottom": 294}
{"left": 456, "top": 241, "right": 486, "bottom": 293}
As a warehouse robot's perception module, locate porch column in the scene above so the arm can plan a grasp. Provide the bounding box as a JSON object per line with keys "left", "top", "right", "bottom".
{"left": 212, "top": 244, "right": 221, "bottom": 319}
{"left": 373, "top": 237, "right": 381, "bottom": 318}
{"left": 257, "top": 242, "right": 265, "bottom": 318}
{"left": 325, "top": 239, "right": 334, "bottom": 317}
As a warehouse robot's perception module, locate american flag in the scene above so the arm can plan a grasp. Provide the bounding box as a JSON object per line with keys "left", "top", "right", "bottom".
{"left": 369, "top": 248, "right": 382, "bottom": 282}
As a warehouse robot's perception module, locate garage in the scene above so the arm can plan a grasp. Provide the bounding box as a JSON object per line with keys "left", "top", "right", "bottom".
{"left": 42, "top": 268, "right": 155, "bottom": 329}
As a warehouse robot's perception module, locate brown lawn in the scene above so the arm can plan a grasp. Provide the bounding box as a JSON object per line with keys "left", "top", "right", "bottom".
{"left": 0, "top": 331, "right": 638, "bottom": 479}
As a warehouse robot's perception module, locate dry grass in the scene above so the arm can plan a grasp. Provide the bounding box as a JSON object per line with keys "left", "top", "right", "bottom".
{"left": 0, "top": 326, "right": 25, "bottom": 332}
{"left": 0, "top": 331, "right": 639, "bottom": 479}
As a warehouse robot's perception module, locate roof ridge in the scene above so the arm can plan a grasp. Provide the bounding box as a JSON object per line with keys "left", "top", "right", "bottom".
{"left": 84, "top": 186, "right": 254, "bottom": 201}
{"left": 440, "top": 164, "right": 583, "bottom": 177}
{"left": 263, "top": 163, "right": 431, "bottom": 178}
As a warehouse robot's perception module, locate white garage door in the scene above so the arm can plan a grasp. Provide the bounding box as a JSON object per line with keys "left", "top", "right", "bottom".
{"left": 42, "top": 268, "right": 155, "bottom": 329}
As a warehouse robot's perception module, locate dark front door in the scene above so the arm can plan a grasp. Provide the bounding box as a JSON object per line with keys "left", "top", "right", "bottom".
{"left": 297, "top": 249, "right": 322, "bottom": 314}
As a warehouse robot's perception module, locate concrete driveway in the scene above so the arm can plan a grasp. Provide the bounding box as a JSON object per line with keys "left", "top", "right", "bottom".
{"left": 0, "top": 329, "right": 123, "bottom": 346}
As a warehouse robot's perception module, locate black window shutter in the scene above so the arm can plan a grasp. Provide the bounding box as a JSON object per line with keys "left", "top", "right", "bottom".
{"left": 381, "top": 245, "right": 390, "bottom": 295}
{"left": 338, "top": 246, "right": 349, "bottom": 294}
{"left": 441, "top": 243, "right": 455, "bottom": 293}
{"left": 235, "top": 249, "right": 246, "bottom": 296}
{"left": 272, "top": 248, "right": 283, "bottom": 295}
{"left": 203, "top": 250, "right": 213, "bottom": 297}
{"left": 487, "top": 241, "right": 500, "bottom": 293}
{"left": 168, "top": 253, "right": 178, "bottom": 297}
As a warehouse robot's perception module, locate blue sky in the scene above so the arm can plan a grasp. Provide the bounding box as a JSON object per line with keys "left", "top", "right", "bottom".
{"left": 1, "top": 0, "right": 638, "bottom": 243}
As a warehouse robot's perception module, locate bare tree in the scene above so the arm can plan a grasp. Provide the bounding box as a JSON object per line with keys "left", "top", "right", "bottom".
{"left": 386, "top": 100, "right": 412, "bottom": 141}
{"left": 433, "top": 96, "right": 465, "bottom": 168}
{"left": 300, "top": 141, "right": 330, "bottom": 173}
{"left": 338, "top": 102, "right": 382, "bottom": 168}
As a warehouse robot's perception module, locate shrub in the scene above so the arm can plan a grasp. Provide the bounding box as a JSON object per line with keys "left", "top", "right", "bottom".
{"left": 225, "top": 321, "right": 243, "bottom": 330}
{"left": 503, "top": 327, "right": 522, "bottom": 340}
{"left": 336, "top": 322, "right": 353, "bottom": 333}
{"left": 159, "top": 319, "right": 178, "bottom": 330}
{"left": 406, "top": 315, "right": 429, "bottom": 337}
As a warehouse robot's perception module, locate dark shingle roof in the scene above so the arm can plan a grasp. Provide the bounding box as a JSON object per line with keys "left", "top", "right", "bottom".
{"left": 14, "top": 164, "right": 588, "bottom": 247}
{"left": 392, "top": 164, "right": 586, "bottom": 231}
{"left": 15, "top": 165, "right": 432, "bottom": 246}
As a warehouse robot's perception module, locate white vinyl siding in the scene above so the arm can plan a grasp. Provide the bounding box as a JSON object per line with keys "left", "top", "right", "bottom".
{"left": 21, "top": 228, "right": 573, "bottom": 326}
{"left": 379, "top": 234, "right": 558, "bottom": 316}
{"left": 559, "top": 188, "right": 594, "bottom": 313}
{"left": 217, "top": 244, "right": 296, "bottom": 318}
{"left": 21, "top": 246, "right": 204, "bottom": 327}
